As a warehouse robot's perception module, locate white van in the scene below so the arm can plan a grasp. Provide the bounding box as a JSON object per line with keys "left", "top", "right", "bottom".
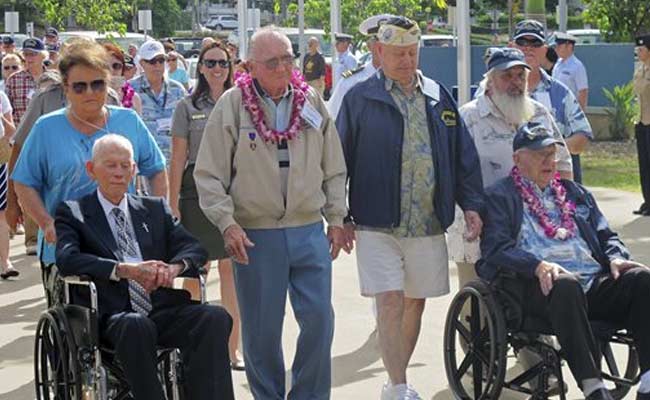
{"left": 58, "top": 31, "right": 149, "bottom": 50}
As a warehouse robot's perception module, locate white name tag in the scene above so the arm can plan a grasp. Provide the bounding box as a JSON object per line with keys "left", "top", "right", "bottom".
{"left": 157, "top": 117, "right": 172, "bottom": 133}
{"left": 300, "top": 101, "right": 323, "bottom": 130}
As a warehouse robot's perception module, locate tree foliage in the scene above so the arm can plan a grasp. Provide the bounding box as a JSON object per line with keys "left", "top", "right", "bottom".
{"left": 278, "top": 0, "right": 446, "bottom": 42}
{"left": 582, "top": 0, "right": 650, "bottom": 42}
{"left": 33, "top": 0, "right": 131, "bottom": 34}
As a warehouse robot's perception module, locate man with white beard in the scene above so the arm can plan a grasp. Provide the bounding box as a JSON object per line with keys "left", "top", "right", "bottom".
{"left": 448, "top": 47, "right": 573, "bottom": 292}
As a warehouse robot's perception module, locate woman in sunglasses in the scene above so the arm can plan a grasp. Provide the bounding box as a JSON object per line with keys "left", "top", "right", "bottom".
{"left": 169, "top": 41, "right": 244, "bottom": 371}
{"left": 103, "top": 43, "right": 142, "bottom": 115}
{"left": 0, "top": 53, "right": 22, "bottom": 92}
{"left": 12, "top": 40, "right": 167, "bottom": 272}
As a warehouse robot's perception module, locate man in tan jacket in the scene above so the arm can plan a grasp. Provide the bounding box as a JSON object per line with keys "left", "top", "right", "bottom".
{"left": 194, "top": 27, "right": 348, "bottom": 400}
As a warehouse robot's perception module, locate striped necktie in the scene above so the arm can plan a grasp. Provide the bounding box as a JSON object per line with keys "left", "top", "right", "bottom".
{"left": 111, "top": 208, "right": 152, "bottom": 315}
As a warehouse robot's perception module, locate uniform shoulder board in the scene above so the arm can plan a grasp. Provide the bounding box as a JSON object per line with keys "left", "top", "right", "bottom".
{"left": 341, "top": 64, "right": 366, "bottom": 79}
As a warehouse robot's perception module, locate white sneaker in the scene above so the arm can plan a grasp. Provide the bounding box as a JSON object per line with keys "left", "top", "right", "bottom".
{"left": 386, "top": 383, "right": 422, "bottom": 400}
{"left": 380, "top": 382, "right": 394, "bottom": 400}
{"left": 402, "top": 385, "right": 423, "bottom": 400}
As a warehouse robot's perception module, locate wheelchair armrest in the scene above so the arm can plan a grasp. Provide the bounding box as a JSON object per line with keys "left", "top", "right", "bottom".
{"left": 62, "top": 275, "right": 99, "bottom": 312}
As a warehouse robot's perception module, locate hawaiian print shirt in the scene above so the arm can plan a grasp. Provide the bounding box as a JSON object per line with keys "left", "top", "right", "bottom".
{"left": 130, "top": 75, "right": 187, "bottom": 161}
{"left": 517, "top": 178, "right": 602, "bottom": 292}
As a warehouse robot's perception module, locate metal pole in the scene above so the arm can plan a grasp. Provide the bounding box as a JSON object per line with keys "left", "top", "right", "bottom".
{"left": 330, "top": 0, "right": 340, "bottom": 88}
{"left": 457, "top": 0, "right": 471, "bottom": 105}
{"left": 558, "top": 0, "right": 568, "bottom": 32}
{"left": 238, "top": 0, "right": 248, "bottom": 59}
{"left": 298, "top": 0, "right": 305, "bottom": 70}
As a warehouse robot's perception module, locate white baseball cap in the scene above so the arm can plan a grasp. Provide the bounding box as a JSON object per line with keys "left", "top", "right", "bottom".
{"left": 139, "top": 40, "right": 166, "bottom": 61}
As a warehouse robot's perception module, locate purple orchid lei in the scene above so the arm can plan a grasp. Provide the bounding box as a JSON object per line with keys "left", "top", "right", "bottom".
{"left": 235, "top": 69, "right": 310, "bottom": 143}
{"left": 510, "top": 166, "right": 577, "bottom": 240}
{"left": 121, "top": 82, "right": 135, "bottom": 109}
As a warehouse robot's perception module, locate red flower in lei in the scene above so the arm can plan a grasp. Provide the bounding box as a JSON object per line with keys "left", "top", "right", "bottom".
{"left": 121, "top": 82, "right": 135, "bottom": 109}
{"left": 235, "top": 69, "right": 310, "bottom": 143}
{"left": 510, "top": 166, "right": 577, "bottom": 240}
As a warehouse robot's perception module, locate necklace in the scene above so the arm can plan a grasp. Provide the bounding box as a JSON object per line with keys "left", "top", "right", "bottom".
{"left": 510, "top": 166, "right": 577, "bottom": 240}
{"left": 68, "top": 106, "right": 109, "bottom": 134}
{"left": 236, "top": 70, "right": 309, "bottom": 143}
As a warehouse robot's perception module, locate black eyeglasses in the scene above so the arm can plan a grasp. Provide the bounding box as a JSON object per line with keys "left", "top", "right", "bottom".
{"left": 69, "top": 79, "right": 107, "bottom": 94}
{"left": 111, "top": 62, "right": 124, "bottom": 71}
{"left": 144, "top": 57, "right": 166, "bottom": 65}
{"left": 515, "top": 38, "right": 544, "bottom": 48}
{"left": 3, "top": 65, "right": 19, "bottom": 71}
{"left": 201, "top": 59, "right": 230, "bottom": 69}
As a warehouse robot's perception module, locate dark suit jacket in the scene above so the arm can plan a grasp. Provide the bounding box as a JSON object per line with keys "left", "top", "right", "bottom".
{"left": 55, "top": 191, "right": 208, "bottom": 319}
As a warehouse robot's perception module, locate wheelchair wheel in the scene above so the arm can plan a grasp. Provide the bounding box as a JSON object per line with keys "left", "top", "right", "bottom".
{"left": 160, "top": 349, "right": 184, "bottom": 400}
{"left": 601, "top": 338, "right": 639, "bottom": 400}
{"left": 444, "top": 280, "right": 508, "bottom": 400}
{"left": 34, "top": 310, "right": 80, "bottom": 400}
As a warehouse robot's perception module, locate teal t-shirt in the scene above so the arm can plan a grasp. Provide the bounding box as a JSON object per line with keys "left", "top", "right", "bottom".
{"left": 12, "top": 105, "right": 166, "bottom": 264}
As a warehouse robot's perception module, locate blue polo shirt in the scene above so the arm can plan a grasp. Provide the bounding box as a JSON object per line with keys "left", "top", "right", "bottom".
{"left": 12, "top": 106, "right": 166, "bottom": 264}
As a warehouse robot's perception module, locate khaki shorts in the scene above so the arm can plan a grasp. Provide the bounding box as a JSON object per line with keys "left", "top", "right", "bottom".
{"left": 355, "top": 231, "right": 450, "bottom": 298}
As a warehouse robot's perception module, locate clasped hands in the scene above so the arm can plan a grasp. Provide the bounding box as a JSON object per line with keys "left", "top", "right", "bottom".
{"left": 117, "top": 261, "right": 184, "bottom": 293}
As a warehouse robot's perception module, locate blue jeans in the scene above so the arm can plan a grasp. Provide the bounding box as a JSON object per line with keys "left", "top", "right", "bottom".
{"left": 233, "top": 221, "right": 334, "bottom": 400}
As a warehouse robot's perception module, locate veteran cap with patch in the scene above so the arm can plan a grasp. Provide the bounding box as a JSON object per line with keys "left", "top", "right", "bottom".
{"left": 377, "top": 16, "right": 421, "bottom": 47}
{"left": 335, "top": 33, "right": 353, "bottom": 42}
{"left": 513, "top": 121, "right": 564, "bottom": 152}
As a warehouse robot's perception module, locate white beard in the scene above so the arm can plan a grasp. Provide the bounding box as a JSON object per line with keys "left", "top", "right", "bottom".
{"left": 490, "top": 90, "right": 535, "bottom": 126}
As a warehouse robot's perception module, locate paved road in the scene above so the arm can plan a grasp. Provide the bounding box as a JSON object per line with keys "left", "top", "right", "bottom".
{"left": 0, "top": 187, "right": 647, "bottom": 399}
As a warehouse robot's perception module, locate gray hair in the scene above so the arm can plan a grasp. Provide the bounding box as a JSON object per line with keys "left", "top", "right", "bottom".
{"left": 247, "top": 26, "right": 292, "bottom": 60}
{"left": 91, "top": 134, "right": 134, "bottom": 161}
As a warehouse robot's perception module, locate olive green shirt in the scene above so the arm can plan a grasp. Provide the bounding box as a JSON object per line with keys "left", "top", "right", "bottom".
{"left": 171, "top": 94, "right": 216, "bottom": 164}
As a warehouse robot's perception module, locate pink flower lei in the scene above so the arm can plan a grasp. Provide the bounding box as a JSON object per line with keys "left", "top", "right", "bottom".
{"left": 235, "top": 69, "right": 310, "bottom": 143}
{"left": 510, "top": 166, "right": 577, "bottom": 240}
{"left": 121, "top": 81, "right": 135, "bottom": 109}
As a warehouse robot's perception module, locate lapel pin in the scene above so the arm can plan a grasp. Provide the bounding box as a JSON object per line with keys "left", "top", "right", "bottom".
{"left": 142, "top": 222, "right": 149, "bottom": 233}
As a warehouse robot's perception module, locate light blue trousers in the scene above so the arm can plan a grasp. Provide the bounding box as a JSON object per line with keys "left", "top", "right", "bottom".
{"left": 233, "top": 221, "right": 334, "bottom": 400}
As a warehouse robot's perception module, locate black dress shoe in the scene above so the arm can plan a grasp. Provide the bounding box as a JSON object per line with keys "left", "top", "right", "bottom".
{"left": 638, "top": 391, "right": 650, "bottom": 400}
{"left": 586, "top": 388, "right": 614, "bottom": 400}
{"left": 634, "top": 203, "right": 649, "bottom": 215}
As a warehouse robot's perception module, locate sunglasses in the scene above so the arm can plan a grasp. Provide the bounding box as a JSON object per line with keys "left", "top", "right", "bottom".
{"left": 202, "top": 59, "right": 230, "bottom": 69}
{"left": 3, "top": 65, "right": 19, "bottom": 71}
{"left": 111, "top": 62, "right": 124, "bottom": 71}
{"left": 69, "top": 79, "right": 107, "bottom": 94}
{"left": 255, "top": 55, "right": 295, "bottom": 70}
{"left": 144, "top": 57, "right": 166, "bottom": 65}
{"left": 515, "top": 38, "right": 544, "bottom": 48}
{"left": 43, "top": 60, "right": 53, "bottom": 67}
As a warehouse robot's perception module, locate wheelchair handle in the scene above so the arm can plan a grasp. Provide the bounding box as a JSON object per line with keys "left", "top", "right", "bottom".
{"left": 63, "top": 276, "right": 99, "bottom": 312}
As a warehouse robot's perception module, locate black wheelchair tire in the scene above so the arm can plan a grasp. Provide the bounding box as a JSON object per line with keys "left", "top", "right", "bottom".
{"left": 34, "top": 310, "right": 77, "bottom": 400}
{"left": 603, "top": 340, "right": 640, "bottom": 400}
{"left": 444, "top": 280, "right": 508, "bottom": 400}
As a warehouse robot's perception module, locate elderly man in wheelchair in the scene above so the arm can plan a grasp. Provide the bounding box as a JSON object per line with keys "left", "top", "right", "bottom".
{"left": 35, "top": 134, "right": 235, "bottom": 400}
{"left": 444, "top": 122, "right": 650, "bottom": 400}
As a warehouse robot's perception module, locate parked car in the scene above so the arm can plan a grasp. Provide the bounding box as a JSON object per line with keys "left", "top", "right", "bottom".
{"left": 205, "top": 15, "right": 238, "bottom": 31}
{"left": 169, "top": 37, "right": 204, "bottom": 58}
{"left": 566, "top": 29, "right": 603, "bottom": 45}
{"left": 420, "top": 34, "right": 455, "bottom": 47}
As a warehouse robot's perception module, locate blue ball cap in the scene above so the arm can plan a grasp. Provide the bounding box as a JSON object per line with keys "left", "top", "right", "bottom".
{"left": 513, "top": 121, "right": 565, "bottom": 152}
{"left": 2, "top": 36, "right": 14, "bottom": 45}
{"left": 514, "top": 19, "right": 545, "bottom": 41}
{"left": 486, "top": 47, "right": 530, "bottom": 72}
{"left": 22, "top": 38, "right": 45, "bottom": 52}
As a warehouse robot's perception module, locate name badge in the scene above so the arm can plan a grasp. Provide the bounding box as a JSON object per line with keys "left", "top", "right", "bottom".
{"left": 157, "top": 117, "right": 172, "bottom": 133}
{"left": 300, "top": 101, "right": 323, "bottom": 130}
{"left": 191, "top": 113, "right": 206, "bottom": 120}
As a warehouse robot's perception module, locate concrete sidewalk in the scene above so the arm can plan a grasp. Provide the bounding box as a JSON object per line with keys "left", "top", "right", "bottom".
{"left": 0, "top": 187, "right": 647, "bottom": 400}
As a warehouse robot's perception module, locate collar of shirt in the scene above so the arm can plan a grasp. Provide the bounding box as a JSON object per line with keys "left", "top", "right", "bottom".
{"left": 384, "top": 71, "right": 423, "bottom": 94}
{"left": 97, "top": 190, "right": 129, "bottom": 221}
{"left": 252, "top": 78, "right": 291, "bottom": 101}
{"left": 196, "top": 92, "right": 216, "bottom": 108}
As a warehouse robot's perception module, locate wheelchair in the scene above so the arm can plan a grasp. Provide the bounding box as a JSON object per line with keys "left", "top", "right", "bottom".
{"left": 33, "top": 267, "right": 207, "bottom": 400}
{"left": 443, "top": 276, "right": 640, "bottom": 400}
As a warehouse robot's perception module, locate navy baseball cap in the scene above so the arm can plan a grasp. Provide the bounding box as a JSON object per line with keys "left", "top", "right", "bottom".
{"left": 513, "top": 19, "right": 545, "bottom": 41}
{"left": 486, "top": 47, "right": 530, "bottom": 72}
{"left": 636, "top": 34, "right": 650, "bottom": 49}
{"left": 23, "top": 38, "right": 45, "bottom": 52}
{"left": 45, "top": 27, "right": 59, "bottom": 37}
{"left": 513, "top": 122, "right": 564, "bottom": 152}
{"left": 123, "top": 54, "right": 135, "bottom": 68}
{"left": 2, "top": 36, "right": 14, "bottom": 45}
